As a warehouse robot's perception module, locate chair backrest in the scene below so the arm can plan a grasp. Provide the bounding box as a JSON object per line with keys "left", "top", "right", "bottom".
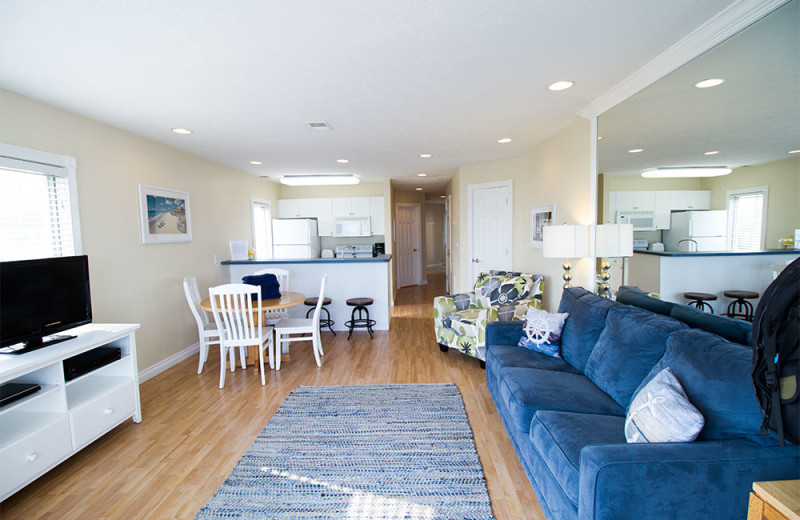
{"left": 310, "top": 274, "right": 328, "bottom": 328}
{"left": 183, "top": 276, "right": 210, "bottom": 329}
{"left": 209, "top": 283, "right": 263, "bottom": 348}
{"left": 254, "top": 268, "right": 289, "bottom": 290}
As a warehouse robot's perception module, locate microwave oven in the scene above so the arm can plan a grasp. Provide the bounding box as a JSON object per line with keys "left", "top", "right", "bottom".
{"left": 334, "top": 216, "right": 371, "bottom": 237}
{"left": 617, "top": 211, "right": 656, "bottom": 231}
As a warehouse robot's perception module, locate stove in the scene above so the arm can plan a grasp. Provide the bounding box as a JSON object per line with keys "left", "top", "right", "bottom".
{"left": 335, "top": 244, "right": 373, "bottom": 258}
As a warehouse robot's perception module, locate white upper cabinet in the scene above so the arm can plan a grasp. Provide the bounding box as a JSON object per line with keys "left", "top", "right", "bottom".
{"left": 332, "top": 197, "right": 371, "bottom": 217}
{"left": 370, "top": 196, "right": 385, "bottom": 235}
{"left": 654, "top": 191, "right": 672, "bottom": 229}
{"left": 316, "top": 198, "right": 333, "bottom": 236}
{"left": 277, "top": 198, "right": 317, "bottom": 218}
{"left": 614, "top": 191, "right": 656, "bottom": 212}
{"left": 669, "top": 190, "right": 710, "bottom": 211}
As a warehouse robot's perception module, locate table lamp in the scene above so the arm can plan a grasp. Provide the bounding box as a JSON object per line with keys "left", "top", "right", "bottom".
{"left": 595, "top": 223, "right": 634, "bottom": 298}
{"left": 543, "top": 224, "right": 590, "bottom": 288}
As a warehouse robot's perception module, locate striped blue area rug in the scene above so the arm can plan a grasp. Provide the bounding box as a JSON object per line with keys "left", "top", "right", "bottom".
{"left": 195, "top": 383, "right": 494, "bottom": 519}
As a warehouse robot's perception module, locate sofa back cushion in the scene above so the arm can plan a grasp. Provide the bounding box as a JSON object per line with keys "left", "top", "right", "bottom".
{"left": 557, "top": 287, "right": 618, "bottom": 372}
{"left": 669, "top": 303, "right": 752, "bottom": 345}
{"left": 615, "top": 285, "right": 674, "bottom": 315}
{"left": 636, "top": 329, "right": 775, "bottom": 444}
{"left": 584, "top": 305, "right": 688, "bottom": 408}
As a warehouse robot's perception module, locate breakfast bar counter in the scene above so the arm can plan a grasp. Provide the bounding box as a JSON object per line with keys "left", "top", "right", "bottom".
{"left": 222, "top": 255, "right": 392, "bottom": 332}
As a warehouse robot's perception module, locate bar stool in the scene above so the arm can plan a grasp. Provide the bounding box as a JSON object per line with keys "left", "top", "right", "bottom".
{"left": 684, "top": 292, "right": 716, "bottom": 313}
{"left": 724, "top": 290, "right": 759, "bottom": 321}
{"left": 304, "top": 296, "right": 335, "bottom": 335}
{"left": 345, "top": 297, "right": 376, "bottom": 340}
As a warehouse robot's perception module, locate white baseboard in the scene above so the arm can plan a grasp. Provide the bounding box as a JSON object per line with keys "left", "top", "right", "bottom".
{"left": 427, "top": 263, "right": 444, "bottom": 269}
{"left": 138, "top": 343, "right": 199, "bottom": 383}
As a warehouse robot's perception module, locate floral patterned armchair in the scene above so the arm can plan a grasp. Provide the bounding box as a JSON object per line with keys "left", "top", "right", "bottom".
{"left": 433, "top": 271, "right": 544, "bottom": 362}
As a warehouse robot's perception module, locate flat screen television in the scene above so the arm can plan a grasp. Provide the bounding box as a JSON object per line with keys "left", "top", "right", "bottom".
{"left": 0, "top": 255, "right": 92, "bottom": 354}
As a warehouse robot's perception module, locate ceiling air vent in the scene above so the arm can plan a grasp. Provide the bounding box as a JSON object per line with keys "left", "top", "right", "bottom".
{"left": 307, "top": 121, "right": 331, "bottom": 131}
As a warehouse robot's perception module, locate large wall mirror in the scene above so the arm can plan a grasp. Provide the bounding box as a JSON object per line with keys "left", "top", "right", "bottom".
{"left": 595, "top": 0, "right": 799, "bottom": 302}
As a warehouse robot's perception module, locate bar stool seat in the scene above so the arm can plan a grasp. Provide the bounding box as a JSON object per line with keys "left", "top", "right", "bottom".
{"left": 304, "top": 297, "right": 335, "bottom": 335}
{"left": 345, "top": 297, "right": 376, "bottom": 340}
{"left": 723, "top": 290, "right": 759, "bottom": 321}
{"left": 684, "top": 292, "right": 716, "bottom": 313}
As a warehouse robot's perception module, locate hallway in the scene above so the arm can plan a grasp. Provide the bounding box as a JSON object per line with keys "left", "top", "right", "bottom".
{"left": 1, "top": 270, "right": 543, "bottom": 519}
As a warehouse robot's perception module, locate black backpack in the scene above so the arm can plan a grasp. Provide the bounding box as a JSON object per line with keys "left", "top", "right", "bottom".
{"left": 751, "top": 256, "right": 800, "bottom": 446}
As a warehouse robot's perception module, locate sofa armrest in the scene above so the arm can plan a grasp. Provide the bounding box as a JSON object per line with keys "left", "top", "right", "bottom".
{"left": 486, "top": 321, "right": 525, "bottom": 348}
{"left": 578, "top": 440, "right": 800, "bottom": 520}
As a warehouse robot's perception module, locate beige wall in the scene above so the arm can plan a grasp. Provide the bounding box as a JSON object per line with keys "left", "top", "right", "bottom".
{"left": 452, "top": 118, "right": 594, "bottom": 310}
{"left": 0, "top": 89, "right": 280, "bottom": 372}
{"left": 425, "top": 202, "right": 446, "bottom": 267}
{"left": 702, "top": 157, "right": 800, "bottom": 248}
{"left": 278, "top": 182, "right": 385, "bottom": 198}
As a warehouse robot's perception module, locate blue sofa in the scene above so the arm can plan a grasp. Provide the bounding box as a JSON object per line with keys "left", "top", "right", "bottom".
{"left": 486, "top": 286, "right": 799, "bottom": 520}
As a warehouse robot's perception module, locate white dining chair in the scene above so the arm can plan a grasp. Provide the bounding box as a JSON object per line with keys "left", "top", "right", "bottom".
{"left": 273, "top": 273, "right": 327, "bottom": 370}
{"left": 254, "top": 268, "right": 290, "bottom": 322}
{"left": 209, "top": 283, "right": 274, "bottom": 388}
{"left": 183, "top": 277, "right": 220, "bottom": 375}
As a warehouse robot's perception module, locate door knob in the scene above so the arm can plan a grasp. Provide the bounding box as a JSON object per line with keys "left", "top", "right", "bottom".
{"left": 413, "top": 248, "right": 417, "bottom": 252}
{"left": 473, "top": 258, "right": 480, "bottom": 263}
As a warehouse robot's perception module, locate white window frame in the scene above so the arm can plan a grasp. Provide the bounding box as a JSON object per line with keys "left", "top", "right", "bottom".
{"left": 726, "top": 185, "right": 768, "bottom": 251}
{"left": 250, "top": 197, "right": 273, "bottom": 260}
{"left": 0, "top": 142, "right": 83, "bottom": 257}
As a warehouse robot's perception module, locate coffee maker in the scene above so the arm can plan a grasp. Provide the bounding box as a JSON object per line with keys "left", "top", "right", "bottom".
{"left": 373, "top": 242, "right": 385, "bottom": 257}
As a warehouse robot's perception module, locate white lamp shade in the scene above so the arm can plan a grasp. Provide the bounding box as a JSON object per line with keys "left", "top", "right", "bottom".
{"left": 543, "top": 224, "right": 590, "bottom": 258}
{"left": 596, "top": 224, "right": 634, "bottom": 257}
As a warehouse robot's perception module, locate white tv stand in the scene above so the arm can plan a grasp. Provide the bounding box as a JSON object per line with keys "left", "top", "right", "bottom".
{"left": 0, "top": 324, "right": 141, "bottom": 501}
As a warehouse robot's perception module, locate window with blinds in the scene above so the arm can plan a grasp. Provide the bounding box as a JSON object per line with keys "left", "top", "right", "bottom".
{"left": 727, "top": 187, "right": 768, "bottom": 251}
{"left": 251, "top": 199, "right": 273, "bottom": 259}
{"left": 0, "top": 143, "right": 81, "bottom": 262}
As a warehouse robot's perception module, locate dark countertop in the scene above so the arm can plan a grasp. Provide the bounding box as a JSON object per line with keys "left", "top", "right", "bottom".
{"left": 633, "top": 249, "right": 799, "bottom": 258}
{"left": 222, "top": 254, "right": 392, "bottom": 265}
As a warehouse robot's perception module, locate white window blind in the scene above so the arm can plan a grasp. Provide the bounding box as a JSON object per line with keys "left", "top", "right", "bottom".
{"left": 727, "top": 187, "right": 767, "bottom": 251}
{"left": 0, "top": 143, "right": 81, "bottom": 261}
{"left": 251, "top": 199, "right": 273, "bottom": 260}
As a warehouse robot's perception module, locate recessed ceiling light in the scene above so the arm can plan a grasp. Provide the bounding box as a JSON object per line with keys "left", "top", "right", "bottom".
{"left": 415, "top": 187, "right": 423, "bottom": 191}
{"left": 695, "top": 78, "right": 725, "bottom": 89}
{"left": 548, "top": 80, "right": 574, "bottom": 91}
{"left": 417, "top": 173, "right": 427, "bottom": 177}
{"left": 789, "top": 150, "right": 800, "bottom": 154}
{"left": 704, "top": 151, "right": 719, "bottom": 156}
{"left": 628, "top": 148, "right": 644, "bottom": 153}
{"left": 249, "top": 160, "right": 263, "bottom": 165}
{"left": 598, "top": 136, "right": 603, "bottom": 140}
{"left": 336, "top": 159, "right": 349, "bottom": 164}
{"left": 642, "top": 167, "right": 732, "bottom": 178}
{"left": 440, "top": 195, "right": 446, "bottom": 199}
{"left": 419, "top": 154, "right": 433, "bottom": 158}
{"left": 171, "top": 128, "right": 193, "bottom": 135}
{"left": 497, "top": 137, "right": 512, "bottom": 144}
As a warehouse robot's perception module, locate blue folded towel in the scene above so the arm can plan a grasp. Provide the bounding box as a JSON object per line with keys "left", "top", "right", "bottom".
{"left": 242, "top": 273, "right": 282, "bottom": 300}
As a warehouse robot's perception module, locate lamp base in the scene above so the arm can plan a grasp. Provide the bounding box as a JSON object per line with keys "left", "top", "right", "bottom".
{"left": 562, "top": 260, "right": 573, "bottom": 288}
{"left": 598, "top": 257, "right": 612, "bottom": 298}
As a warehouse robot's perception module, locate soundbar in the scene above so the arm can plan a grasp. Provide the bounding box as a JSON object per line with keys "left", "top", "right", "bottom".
{"left": 63, "top": 346, "right": 122, "bottom": 381}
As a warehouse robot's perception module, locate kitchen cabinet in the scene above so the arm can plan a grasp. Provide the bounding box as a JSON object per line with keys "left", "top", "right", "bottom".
{"left": 277, "top": 198, "right": 317, "bottom": 218}
{"left": 316, "top": 198, "right": 333, "bottom": 236}
{"left": 370, "top": 196, "right": 385, "bottom": 235}
{"left": 614, "top": 191, "right": 656, "bottom": 212}
{"left": 669, "top": 191, "right": 710, "bottom": 211}
{"left": 332, "top": 197, "right": 371, "bottom": 218}
{"left": 654, "top": 191, "right": 672, "bottom": 229}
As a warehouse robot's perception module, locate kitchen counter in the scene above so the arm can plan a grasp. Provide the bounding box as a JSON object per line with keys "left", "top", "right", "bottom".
{"left": 222, "top": 254, "right": 391, "bottom": 265}
{"left": 627, "top": 250, "right": 797, "bottom": 314}
{"left": 634, "top": 249, "right": 798, "bottom": 257}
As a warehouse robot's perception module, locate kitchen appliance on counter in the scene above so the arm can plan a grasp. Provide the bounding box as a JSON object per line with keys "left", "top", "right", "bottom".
{"left": 617, "top": 211, "right": 656, "bottom": 231}
{"left": 334, "top": 217, "right": 371, "bottom": 237}
{"left": 373, "top": 242, "right": 385, "bottom": 256}
{"left": 335, "top": 244, "right": 373, "bottom": 258}
{"left": 633, "top": 239, "right": 649, "bottom": 250}
{"left": 663, "top": 210, "right": 727, "bottom": 252}
{"left": 321, "top": 249, "right": 334, "bottom": 259}
{"left": 272, "top": 218, "right": 320, "bottom": 259}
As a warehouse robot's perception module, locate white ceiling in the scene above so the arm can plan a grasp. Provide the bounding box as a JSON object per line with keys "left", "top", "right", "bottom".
{"left": 0, "top": 0, "right": 737, "bottom": 192}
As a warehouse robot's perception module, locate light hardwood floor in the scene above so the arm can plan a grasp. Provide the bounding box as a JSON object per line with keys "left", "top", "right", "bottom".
{"left": 0, "top": 271, "right": 544, "bottom": 519}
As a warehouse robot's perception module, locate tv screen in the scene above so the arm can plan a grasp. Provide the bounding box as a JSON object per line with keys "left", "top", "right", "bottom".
{"left": 0, "top": 255, "right": 92, "bottom": 353}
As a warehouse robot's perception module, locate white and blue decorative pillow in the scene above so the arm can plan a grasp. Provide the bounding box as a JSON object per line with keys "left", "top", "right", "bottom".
{"left": 518, "top": 308, "right": 569, "bottom": 358}
{"left": 625, "top": 367, "right": 705, "bottom": 443}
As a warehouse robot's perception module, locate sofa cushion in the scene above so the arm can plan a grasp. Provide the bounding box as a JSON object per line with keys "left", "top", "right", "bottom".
{"left": 448, "top": 309, "right": 481, "bottom": 338}
{"left": 496, "top": 367, "right": 624, "bottom": 433}
{"left": 637, "top": 329, "right": 777, "bottom": 445}
{"left": 669, "top": 303, "right": 752, "bottom": 346}
{"left": 584, "top": 305, "right": 688, "bottom": 408}
{"left": 557, "top": 287, "right": 619, "bottom": 372}
{"left": 486, "top": 343, "right": 581, "bottom": 374}
{"left": 530, "top": 411, "right": 625, "bottom": 506}
{"left": 616, "top": 285, "right": 674, "bottom": 315}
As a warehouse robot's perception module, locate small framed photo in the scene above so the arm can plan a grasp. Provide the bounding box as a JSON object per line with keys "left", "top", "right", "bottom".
{"left": 530, "top": 203, "right": 556, "bottom": 249}
{"left": 138, "top": 185, "right": 192, "bottom": 244}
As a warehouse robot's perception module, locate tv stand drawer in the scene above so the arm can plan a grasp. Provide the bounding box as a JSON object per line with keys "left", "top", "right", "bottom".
{"left": 0, "top": 415, "right": 72, "bottom": 498}
{"left": 69, "top": 380, "right": 135, "bottom": 450}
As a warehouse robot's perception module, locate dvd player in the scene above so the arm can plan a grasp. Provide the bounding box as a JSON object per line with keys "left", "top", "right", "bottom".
{"left": 63, "top": 346, "right": 122, "bottom": 381}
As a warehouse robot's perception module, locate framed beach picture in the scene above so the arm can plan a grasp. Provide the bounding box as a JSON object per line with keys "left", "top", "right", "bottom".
{"left": 138, "top": 185, "right": 192, "bottom": 244}
{"left": 530, "top": 203, "right": 556, "bottom": 249}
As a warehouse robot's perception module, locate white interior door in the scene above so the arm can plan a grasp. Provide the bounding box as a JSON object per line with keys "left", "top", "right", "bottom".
{"left": 469, "top": 181, "right": 512, "bottom": 284}
{"left": 396, "top": 204, "right": 421, "bottom": 287}
{"left": 445, "top": 195, "right": 452, "bottom": 293}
